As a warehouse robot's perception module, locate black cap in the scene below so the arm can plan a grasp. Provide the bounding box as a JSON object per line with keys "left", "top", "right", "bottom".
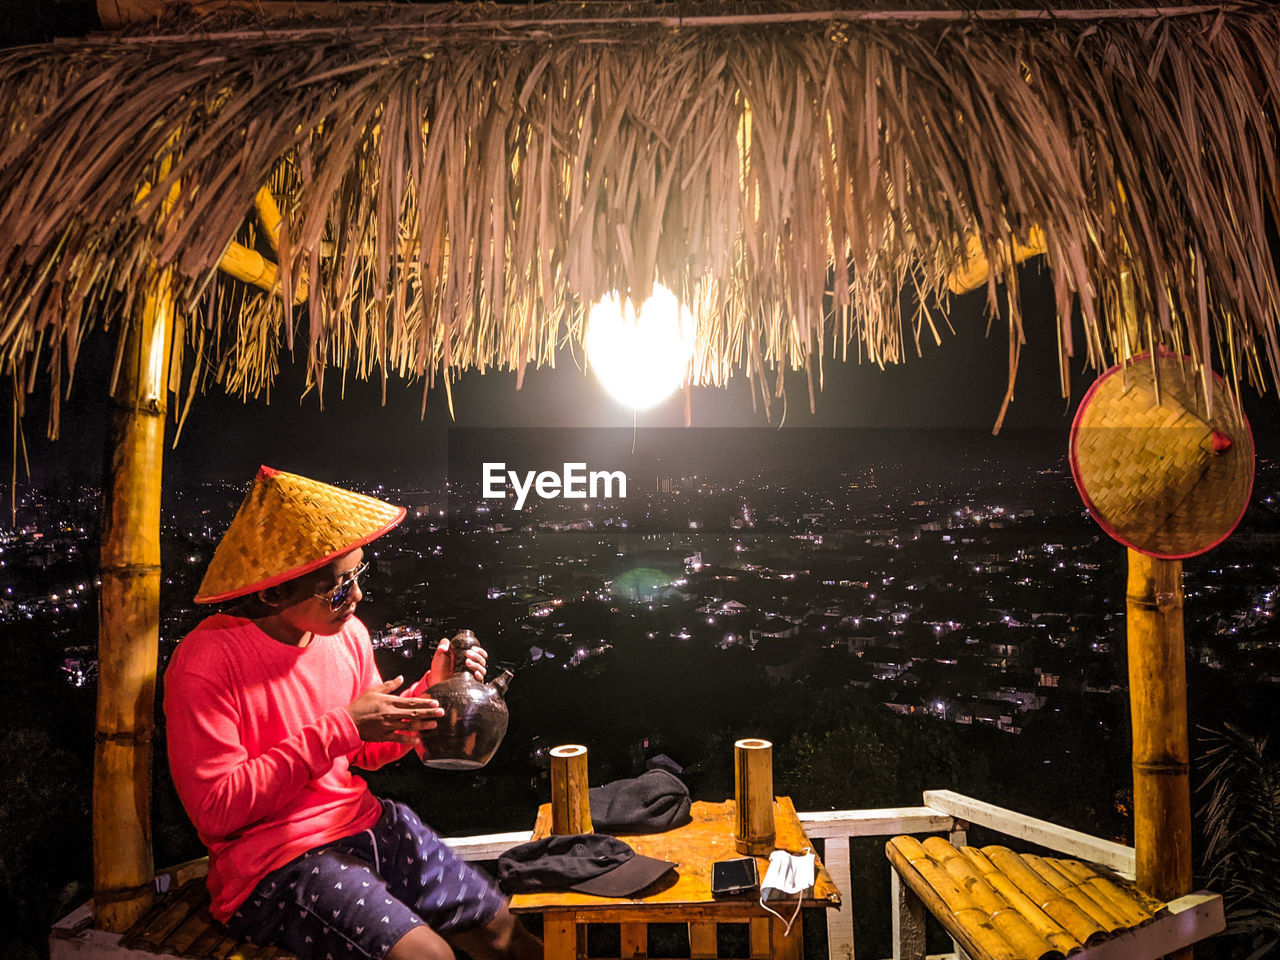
{"left": 497, "top": 834, "right": 677, "bottom": 897}
{"left": 589, "top": 769, "right": 693, "bottom": 834}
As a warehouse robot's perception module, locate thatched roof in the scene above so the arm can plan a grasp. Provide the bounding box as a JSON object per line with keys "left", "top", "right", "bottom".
{"left": 3, "top": 0, "right": 1280, "bottom": 432}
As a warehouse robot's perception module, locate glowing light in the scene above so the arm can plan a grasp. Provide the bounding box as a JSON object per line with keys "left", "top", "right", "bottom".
{"left": 585, "top": 284, "right": 694, "bottom": 410}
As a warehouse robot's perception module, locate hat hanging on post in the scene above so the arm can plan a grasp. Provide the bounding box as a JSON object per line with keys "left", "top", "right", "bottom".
{"left": 195, "top": 466, "right": 406, "bottom": 603}
{"left": 1069, "top": 353, "right": 1255, "bottom": 559}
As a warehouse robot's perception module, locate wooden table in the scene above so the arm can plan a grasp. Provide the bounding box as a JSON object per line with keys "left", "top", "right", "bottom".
{"left": 509, "top": 797, "right": 841, "bottom": 960}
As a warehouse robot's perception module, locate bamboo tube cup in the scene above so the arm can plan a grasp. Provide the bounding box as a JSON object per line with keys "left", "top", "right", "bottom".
{"left": 549, "top": 745, "right": 592, "bottom": 835}
{"left": 734, "top": 738, "right": 775, "bottom": 855}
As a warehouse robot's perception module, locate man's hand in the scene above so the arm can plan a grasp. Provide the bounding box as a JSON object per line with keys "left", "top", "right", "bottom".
{"left": 345, "top": 676, "right": 444, "bottom": 742}
{"left": 425, "top": 637, "right": 488, "bottom": 688}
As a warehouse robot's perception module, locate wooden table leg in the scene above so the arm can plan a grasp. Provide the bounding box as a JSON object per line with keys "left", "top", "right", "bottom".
{"left": 544, "top": 911, "right": 585, "bottom": 960}
{"left": 822, "top": 838, "right": 855, "bottom": 960}
{"left": 620, "top": 922, "right": 648, "bottom": 959}
{"left": 768, "top": 916, "right": 803, "bottom": 960}
{"left": 690, "top": 922, "right": 717, "bottom": 960}
{"left": 891, "top": 869, "right": 926, "bottom": 960}
{"left": 750, "top": 918, "right": 771, "bottom": 960}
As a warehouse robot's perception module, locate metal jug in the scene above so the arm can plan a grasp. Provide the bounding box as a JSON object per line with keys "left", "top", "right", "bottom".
{"left": 417, "top": 630, "right": 513, "bottom": 770}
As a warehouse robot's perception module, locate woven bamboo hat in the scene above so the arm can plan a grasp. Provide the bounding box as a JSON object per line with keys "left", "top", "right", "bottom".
{"left": 195, "top": 466, "right": 406, "bottom": 603}
{"left": 1069, "top": 353, "right": 1254, "bottom": 559}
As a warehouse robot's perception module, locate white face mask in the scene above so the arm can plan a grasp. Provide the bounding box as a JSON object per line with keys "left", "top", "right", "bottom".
{"left": 761, "top": 848, "right": 815, "bottom": 896}
{"left": 759, "top": 848, "right": 815, "bottom": 936}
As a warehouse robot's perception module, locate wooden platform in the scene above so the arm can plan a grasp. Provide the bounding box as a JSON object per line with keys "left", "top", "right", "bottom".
{"left": 118, "top": 878, "right": 296, "bottom": 960}
{"left": 886, "top": 835, "right": 1223, "bottom": 960}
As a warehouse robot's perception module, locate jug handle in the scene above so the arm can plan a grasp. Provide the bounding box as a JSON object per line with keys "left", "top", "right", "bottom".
{"left": 448, "top": 630, "right": 479, "bottom": 676}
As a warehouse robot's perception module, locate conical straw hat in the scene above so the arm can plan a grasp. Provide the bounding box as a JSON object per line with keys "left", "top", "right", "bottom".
{"left": 1069, "top": 353, "right": 1254, "bottom": 559}
{"left": 195, "top": 466, "right": 406, "bottom": 603}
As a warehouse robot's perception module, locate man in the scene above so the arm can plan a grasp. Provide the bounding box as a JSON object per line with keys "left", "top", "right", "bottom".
{"left": 164, "top": 466, "right": 542, "bottom": 960}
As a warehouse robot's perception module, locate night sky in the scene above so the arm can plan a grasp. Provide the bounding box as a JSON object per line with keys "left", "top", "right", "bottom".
{"left": 12, "top": 262, "right": 1280, "bottom": 493}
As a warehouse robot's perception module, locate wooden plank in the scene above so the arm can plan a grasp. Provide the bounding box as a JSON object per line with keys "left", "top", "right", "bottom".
{"left": 749, "top": 918, "right": 771, "bottom": 960}
{"left": 154, "top": 857, "right": 211, "bottom": 893}
{"left": 689, "top": 922, "right": 717, "bottom": 959}
{"left": 511, "top": 905, "right": 768, "bottom": 925}
{"left": 821, "top": 838, "right": 855, "bottom": 960}
{"left": 799, "top": 807, "right": 955, "bottom": 839}
{"left": 1074, "top": 893, "right": 1224, "bottom": 960}
{"left": 544, "top": 914, "right": 585, "bottom": 960}
{"left": 206, "top": 933, "right": 243, "bottom": 960}
{"left": 891, "top": 870, "right": 927, "bottom": 960}
{"left": 125, "top": 880, "right": 209, "bottom": 949}
{"left": 620, "top": 922, "right": 647, "bottom": 958}
{"left": 922, "top": 791, "right": 1135, "bottom": 879}
{"left": 946, "top": 823, "right": 969, "bottom": 960}
{"left": 442, "top": 830, "right": 534, "bottom": 860}
{"left": 769, "top": 915, "right": 803, "bottom": 960}
{"left": 186, "top": 923, "right": 238, "bottom": 960}
{"left": 165, "top": 907, "right": 216, "bottom": 954}
{"left": 50, "top": 899, "right": 95, "bottom": 938}
{"left": 183, "top": 921, "right": 225, "bottom": 958}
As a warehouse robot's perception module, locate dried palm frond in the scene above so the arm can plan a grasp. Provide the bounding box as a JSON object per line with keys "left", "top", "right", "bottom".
{"left": 1, "top": 0, "right": 1279, "bottom": 433}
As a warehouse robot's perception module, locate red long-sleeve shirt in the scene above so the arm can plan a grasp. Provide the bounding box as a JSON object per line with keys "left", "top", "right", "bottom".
{"left": 163, "top": 613, "right": 422, "bottom": 921}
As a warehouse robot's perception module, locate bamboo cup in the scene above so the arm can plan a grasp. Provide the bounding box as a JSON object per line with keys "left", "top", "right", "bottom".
{"left": 549, "top": 745, "right": 592, "bottom": 835}
{"left": 734, "top": 738, "right": 775, "bottom": 854}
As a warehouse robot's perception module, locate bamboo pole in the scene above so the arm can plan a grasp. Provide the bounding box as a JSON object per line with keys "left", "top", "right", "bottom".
{"left": 734, "top": 738, "right": 775, "bottom": 855}
{"left": 886, "top": 838, "right": 1022, "bottom": 960}
{"left": 93, "top": 264, "right": 174, "bottom": 932}
{"left": 946, "top": 227, "right": 1048, "bottom": 296}
{"left": 919, "top": 838, "right": 1057, "bottom": 959}
{"left": 252, "top": 187, "right": 310, "bottom": 303}
{"left": 549, "top": 744, "right": 592, "bottom": 835}
{"left": 1126, "top": 548, "right": 1192, "bottom": 960}
{"left": 218, "top": 241, "right": 279, "bottom": 292}
{"left": 217, "top": 240, "right": 308, "bottom": 305}
{"left": 98, "top": 0, "right": 1235, "bottom": 33}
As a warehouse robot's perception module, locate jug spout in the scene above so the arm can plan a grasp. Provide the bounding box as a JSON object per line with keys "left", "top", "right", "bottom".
{"left": 489, "top": 668, "right": 514, "bottom": 699}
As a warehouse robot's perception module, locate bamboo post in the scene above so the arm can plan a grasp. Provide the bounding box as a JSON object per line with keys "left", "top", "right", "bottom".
{"left": 97, "top": 0, "right": 1233, "bottom": 31}
{"left": 734, "top": 738, "right": 775, "bottom": 855}
{"left": 217, "top": 239, "right": 308, "bottom": 305}
{"left": 93, "top": 264, "right": 174, "bottom": 931}
{"left": 549, "top": 745, "right": 592, "bottom": 835}
{"left": 1126, "top": 549, "right": 1192, "bottom": 959}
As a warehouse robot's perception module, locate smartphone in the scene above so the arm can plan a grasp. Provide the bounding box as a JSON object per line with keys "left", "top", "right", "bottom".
{"left": 711, "top": 857, "right": 759, "bottom": 897}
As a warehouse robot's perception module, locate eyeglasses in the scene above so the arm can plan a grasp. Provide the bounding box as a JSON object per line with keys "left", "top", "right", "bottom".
{"left": 314, "top": 562, "right": 370, "bottom": 611}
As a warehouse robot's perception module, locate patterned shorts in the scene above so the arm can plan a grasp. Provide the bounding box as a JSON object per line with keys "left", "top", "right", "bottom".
{"left": 225, "top": 799, "right": 508, "bottom": 960}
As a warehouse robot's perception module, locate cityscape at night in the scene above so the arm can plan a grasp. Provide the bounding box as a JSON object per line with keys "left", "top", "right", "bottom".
{"left": 6, "top": 417, "right": 1280, "bottom": 955}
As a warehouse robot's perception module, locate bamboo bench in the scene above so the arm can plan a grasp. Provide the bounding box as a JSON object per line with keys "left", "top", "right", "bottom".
{"left": 120, "top": 876, "right": 296, "bottom": 960}
{"left": 886, "top": 835, "right": 1224, "bottom": 960}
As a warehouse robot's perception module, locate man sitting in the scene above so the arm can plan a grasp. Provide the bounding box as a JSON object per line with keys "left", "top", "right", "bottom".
{"left": 165, "top": 466, "right": 542, "bottom": 960}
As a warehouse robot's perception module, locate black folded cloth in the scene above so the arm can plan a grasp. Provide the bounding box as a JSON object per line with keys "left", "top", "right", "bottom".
{"left": 588, "top": 768, "right": 692, "bottom": 834}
